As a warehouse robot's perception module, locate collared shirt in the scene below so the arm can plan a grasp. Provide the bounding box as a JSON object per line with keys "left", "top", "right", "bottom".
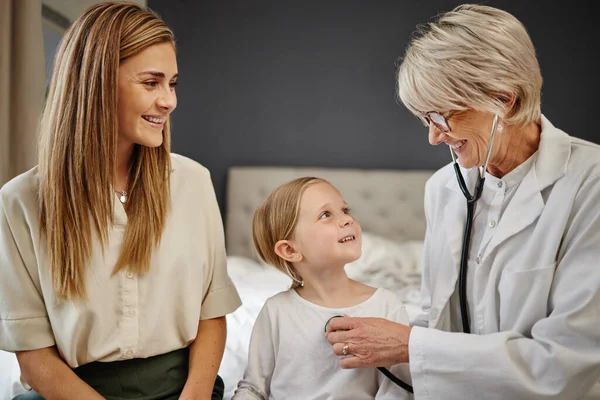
{"left": 0, "top": 153, "right": 241, "bottom": 368}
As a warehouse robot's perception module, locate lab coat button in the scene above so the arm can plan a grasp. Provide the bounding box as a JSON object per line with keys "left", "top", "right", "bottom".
{"left": 476, "top": 255, "right": 482, "bottom": 264}
{"left": 489, "top": 220, "right": 496, "bottom": 228}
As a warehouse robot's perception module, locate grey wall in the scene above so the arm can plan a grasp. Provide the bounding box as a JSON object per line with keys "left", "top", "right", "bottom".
{"left": 43, "top": 20, "right": 64, "bottom": 82}
{"left": 148, "top": 0, "right": 597, "bottom": 215}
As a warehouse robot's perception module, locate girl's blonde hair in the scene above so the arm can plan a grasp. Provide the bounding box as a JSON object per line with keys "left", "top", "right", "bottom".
{"left": 39, "top": 2, "right": 174, "bottom": 300}
{"left": 397, "top": 4, "right": 542, "bottom": 126}
{"left": 252, "top": 177, "right": 326, "bottom": 289}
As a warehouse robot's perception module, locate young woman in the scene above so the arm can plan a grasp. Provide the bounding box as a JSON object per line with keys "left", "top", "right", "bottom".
{"left": 0, "top": 2, "right": 240, "bottom": 399}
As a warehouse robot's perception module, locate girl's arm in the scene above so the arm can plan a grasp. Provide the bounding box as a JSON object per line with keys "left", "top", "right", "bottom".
{"left": 232, "top": 304, "right": 276, "bottom": 400}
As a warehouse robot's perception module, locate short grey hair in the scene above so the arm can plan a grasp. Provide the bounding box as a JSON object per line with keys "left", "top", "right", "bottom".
{"left": 397, "top": 4, "right": 542, "bottom": 126}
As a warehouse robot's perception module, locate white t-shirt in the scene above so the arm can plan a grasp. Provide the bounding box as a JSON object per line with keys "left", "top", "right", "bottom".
{"left": 0, "top": 153, "right": 242, "bottom": 367}
{"left": 233, "top": 287, "right": 413, "bottom": 400}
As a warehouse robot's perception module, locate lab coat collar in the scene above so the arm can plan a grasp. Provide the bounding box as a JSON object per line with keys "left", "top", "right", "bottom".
{"left": 534, "top": 116, "right": 571, "bottom": 191}
{"left": 483, "top": 116, "right": 570, "bottom": 257}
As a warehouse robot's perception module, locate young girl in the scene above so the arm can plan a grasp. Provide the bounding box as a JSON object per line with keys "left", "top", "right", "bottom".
{"left": 232, "top": 177, "right": 412, "bottom": 399}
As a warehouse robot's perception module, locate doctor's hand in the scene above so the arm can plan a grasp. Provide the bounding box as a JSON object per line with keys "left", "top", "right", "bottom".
{"left": 325, "top": 315, "right": 412, "bottom": 369}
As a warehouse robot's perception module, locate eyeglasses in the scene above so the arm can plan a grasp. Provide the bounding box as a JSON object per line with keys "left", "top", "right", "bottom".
{"left": 423, "top": 111, "right": 453, "bottom": 133}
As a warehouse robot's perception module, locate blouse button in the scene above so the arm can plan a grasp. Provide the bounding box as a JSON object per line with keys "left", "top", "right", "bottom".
{"left": 126, "top": 271, "right": 134, "bottom": 279}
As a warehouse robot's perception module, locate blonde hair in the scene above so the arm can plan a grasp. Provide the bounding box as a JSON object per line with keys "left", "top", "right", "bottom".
{"left": 397, "top": 4, "right": 542, "bottom": 126}
{"left": 252, "top": 177, "right": 327, "bottom": 289}
{"left": 39, "top": 2, "right": 174, "bottom": 300}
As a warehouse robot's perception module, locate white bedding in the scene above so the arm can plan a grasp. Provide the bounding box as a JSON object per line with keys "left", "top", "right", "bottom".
{"left": 219, "top": 233, "right": 424, "bottom": 399}
{"left": 0, "top": 351, "right": 25, "bottom": 400}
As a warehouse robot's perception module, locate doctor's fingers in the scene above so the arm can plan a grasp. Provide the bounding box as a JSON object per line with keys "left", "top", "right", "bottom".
{"left": 326, "top": 316, "right": 386, "bottom": 344}
{"left": 325, "top": 327, "right": 355, "bottom": 346}
{"left": 325, "top": 315, "right": 355, "bottom": 335}
{"left": 332, "top": 341, "right": 378, "bottom": 368}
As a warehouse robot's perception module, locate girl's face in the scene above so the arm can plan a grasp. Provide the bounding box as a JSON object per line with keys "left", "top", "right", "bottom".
{"left": 291, "top": 182, "right": 362, "bottom": 267}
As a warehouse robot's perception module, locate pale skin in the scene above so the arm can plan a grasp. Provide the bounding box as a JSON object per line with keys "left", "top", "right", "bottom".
{"left": 17, "top": 42, "right": 223, "bottom": 400}
{"left": 16, "top": 347, "right": 105, "bottom": 400}
{"left": 180, "top": 317, "right": 227, "bottom": 400}
{"left": 325, "top": 106, "right": 542, "bottom": 368}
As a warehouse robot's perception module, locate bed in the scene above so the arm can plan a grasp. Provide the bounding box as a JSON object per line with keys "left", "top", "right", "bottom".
{"left": 0, "top": 166, "right": 433, "bottom": 400}
{"left": 218, "top": 166, "right": 433, "bottom": 399}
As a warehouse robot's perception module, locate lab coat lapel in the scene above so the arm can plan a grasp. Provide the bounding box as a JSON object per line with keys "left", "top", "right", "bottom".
{"left": 443, "top": 193, "right": 466, "bottom": 271}
{"left": 485, "top": 116, "right": 570, "bottom": 258}
{"left": 435, "top": 168, "right": 474, "bottom": 315}
{"left": 443, "top": 165, "right": 477, "bottom": 269}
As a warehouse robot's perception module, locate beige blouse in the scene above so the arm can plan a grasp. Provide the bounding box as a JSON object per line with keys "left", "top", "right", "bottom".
{"left": 0, "top": 153, "right": 241, "bottom": 368}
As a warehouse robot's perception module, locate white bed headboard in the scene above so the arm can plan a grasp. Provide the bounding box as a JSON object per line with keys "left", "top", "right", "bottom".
{"left": 225, "top": 166, "right": 434, "bottom": 259}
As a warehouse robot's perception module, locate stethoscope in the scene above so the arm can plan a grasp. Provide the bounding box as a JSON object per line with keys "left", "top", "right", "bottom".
{"left": 452, "top": 114, "right": 499, "bottom": 334}
{"left": 323, "top": 115, "right": 500, "bottom": 394}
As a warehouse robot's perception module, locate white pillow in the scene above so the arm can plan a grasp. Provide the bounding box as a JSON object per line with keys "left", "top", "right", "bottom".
{"left": 0, "top": 350, "right": 26, "bottom": 400}
{"left": 345, "top": 232, "right": 423, "bottom": 309}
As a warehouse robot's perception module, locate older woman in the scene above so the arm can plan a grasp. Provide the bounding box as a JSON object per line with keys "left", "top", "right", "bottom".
{"left": 326, "top": 4, "right": 600, "bottom": 399}
{"left": 0, "top": 2, "right": 240, "bottom": 399}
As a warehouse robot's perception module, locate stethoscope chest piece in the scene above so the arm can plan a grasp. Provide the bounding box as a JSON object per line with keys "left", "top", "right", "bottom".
{"left": 324, "top": 315, "right": 345, "bottom": 332}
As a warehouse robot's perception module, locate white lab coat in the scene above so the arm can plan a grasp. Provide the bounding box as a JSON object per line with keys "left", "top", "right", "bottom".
{"left": 409, "top": 116, "right": 600, "bottom": 400}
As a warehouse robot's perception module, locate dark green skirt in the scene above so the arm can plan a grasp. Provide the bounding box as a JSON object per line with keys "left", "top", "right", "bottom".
{"left": 13, "top": 347, "right": 225, "bottom": 400}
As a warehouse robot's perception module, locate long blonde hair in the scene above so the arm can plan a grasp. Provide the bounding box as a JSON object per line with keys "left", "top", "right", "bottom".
{"left": 39, "top": 2, "right": 174, "bottom": 300}
{"left": 252, "top": 177, "right": 326, "bottom": 289}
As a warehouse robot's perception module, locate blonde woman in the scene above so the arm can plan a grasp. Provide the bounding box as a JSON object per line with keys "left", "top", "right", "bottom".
{"left": 326, "top": 4, "right": 600, "bottom": 399}
{"left": 0, "top": 2, "right": 240, "bottom": 399}
{"left": 233, "top": 177, "right": 412, "bottom": 399}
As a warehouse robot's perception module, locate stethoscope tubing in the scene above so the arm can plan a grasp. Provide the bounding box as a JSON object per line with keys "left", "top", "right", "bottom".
{"left": 451, "top": 114, "right": 499, "bottom": 333}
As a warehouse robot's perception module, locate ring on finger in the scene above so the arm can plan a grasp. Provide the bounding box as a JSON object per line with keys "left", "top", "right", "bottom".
{"left": 342, "top": 342, "right": 349, "bottom": 356}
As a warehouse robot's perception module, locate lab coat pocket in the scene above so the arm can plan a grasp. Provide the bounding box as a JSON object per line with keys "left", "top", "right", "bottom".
{"left": 498, "top": 263, "right": 556, "bottom": 334}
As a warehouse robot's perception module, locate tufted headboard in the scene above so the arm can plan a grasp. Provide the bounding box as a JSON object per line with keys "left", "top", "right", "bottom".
{"left": 225, "top": 166, "right": 434, "bottom": 259}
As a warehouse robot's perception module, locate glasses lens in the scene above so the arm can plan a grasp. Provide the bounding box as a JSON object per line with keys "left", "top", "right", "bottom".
{"left": 426, "top": 112, "right": 450, "bottom": 132}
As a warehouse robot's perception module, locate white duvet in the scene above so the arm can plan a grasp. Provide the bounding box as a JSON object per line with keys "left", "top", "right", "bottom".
{"left": 0, "top": 233, "right": 422, "bottom": 400}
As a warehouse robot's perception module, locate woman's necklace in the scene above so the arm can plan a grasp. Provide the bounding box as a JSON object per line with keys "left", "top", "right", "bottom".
{"left": 115, "top": 189, "right": 128, "bottom": 204}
